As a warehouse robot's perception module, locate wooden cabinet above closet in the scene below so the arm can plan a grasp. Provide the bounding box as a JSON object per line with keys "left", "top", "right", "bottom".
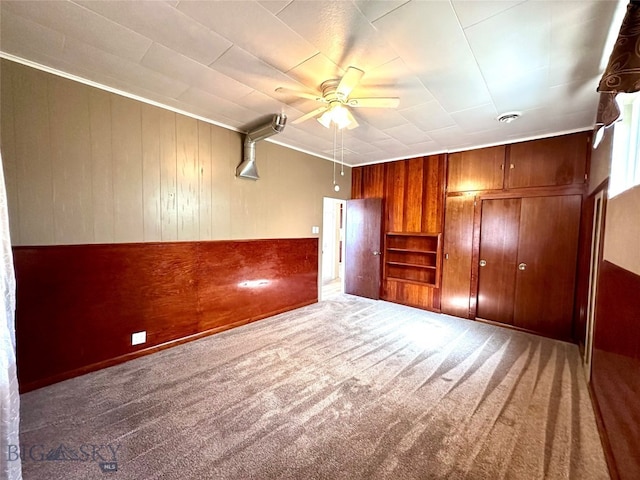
{"left": 447, "top": 132, "right": 589, "bottom": 193}
{"left": 447, "top": 146, "right": 506, "bottom": 192}
{"left": 508, "top": 133, "right": 588, "bottom": 188}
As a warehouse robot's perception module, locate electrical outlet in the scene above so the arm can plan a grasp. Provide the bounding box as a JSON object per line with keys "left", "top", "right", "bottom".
{"left": 131, "top": 331, "right": 146, "bottom": 346}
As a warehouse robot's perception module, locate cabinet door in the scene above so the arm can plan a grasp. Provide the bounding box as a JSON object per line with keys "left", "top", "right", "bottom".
{"left": 441, "top": 196, "right": 475, "bottom": 318}
{"left": 513, "top": 195, "right": 581, "bottom": 339}
{"left": 476, "top": 198, "right": 521, "bottom": 324}
{"left": 447, "top": 146, "right": 505, "bottom": 192}
{"left": 508, "top": 132, "right": 588, "bottom": 189}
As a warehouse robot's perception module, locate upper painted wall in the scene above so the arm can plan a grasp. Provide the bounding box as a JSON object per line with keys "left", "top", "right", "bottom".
{"left": 603, "top": 184, "right": 640, "bottom": 276}
{"left": 0, "top": 60, "right": 351, "bottom": 246}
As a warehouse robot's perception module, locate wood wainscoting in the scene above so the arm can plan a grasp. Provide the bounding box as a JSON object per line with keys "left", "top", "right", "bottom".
{"left": 13, "top": 238, "right": 318, "bottom": 392}
{"left": 591, "top": 260, "right": 640, "bottom": 480}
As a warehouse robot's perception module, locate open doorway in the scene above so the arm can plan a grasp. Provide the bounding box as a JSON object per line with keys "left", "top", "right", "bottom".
{"left": 321, "top": 197, "right": 346, "bottom": 300}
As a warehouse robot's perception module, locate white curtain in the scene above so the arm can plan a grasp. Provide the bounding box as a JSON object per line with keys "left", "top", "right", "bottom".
{"left": 0, "top": 150, "right": 22, "bottom": 480}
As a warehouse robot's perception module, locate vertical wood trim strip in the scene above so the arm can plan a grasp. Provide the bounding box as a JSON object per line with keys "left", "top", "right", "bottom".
{"left": 198, "top": 121, "right": 213, "bottom": 240}
{"left": 141, "top": 104, "right": 163, "bottom": 242}
{"left": 176, "top": 115, "right": 200, "bottom": 241}
{"left": 88, "top": 89, "right": 115, "bottom": 244}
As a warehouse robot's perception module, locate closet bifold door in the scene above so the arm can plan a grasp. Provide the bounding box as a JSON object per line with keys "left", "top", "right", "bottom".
{"left": 476, "top": 198, "right": 521, "bottom": 324}
{"left": 513, "top": 195, "right": 581, "bottom": 339}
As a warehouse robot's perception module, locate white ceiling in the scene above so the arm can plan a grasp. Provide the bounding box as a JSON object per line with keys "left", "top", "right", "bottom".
{"left": 0, "top": 0, "right": 624, "bottom": 166}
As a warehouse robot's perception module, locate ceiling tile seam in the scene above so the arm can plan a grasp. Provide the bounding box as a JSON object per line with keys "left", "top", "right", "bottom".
{"left": 451, "top": 0, "right": 528, "bottom": 30}
{"left": 284, "top": 51, "right": 327, "bottom": 79}
{"left": 66, "top": 0, "right": 154, "bottom": 63}
{"left": 175, "top": 0, "right": 317, "bottom": 75}
{"left": 359, "top": 0, "right": 412, "bottom": 25}
{"left": 271, "top": 0, "right": 295, "bottom": 17}
{"left": 450, "top": 1, "right": 500, "bottom": 119}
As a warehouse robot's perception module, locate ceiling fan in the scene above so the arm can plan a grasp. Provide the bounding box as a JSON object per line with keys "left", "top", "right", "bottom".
{"left": 276, "top": 67, "right": 400, "bottom": 130}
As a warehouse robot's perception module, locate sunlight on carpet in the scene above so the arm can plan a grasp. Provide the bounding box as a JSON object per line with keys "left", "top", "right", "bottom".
{"left": 18, "top": 295, "right": 609, "bottom": 479}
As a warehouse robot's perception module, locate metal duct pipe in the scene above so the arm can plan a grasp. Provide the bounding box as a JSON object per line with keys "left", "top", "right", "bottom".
{"left": 236, "top": 114, "right": 287, "bottom": 180}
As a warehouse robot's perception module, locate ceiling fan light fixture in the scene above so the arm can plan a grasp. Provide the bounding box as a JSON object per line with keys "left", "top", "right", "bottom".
{"left": 318, "top": 110, "right": 333, "bottom": 128}
{"left": 317, "top": 103, "right": 352, "bottom": 129}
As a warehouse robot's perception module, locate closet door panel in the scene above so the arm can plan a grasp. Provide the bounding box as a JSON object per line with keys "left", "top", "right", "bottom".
{"left": 441, "top": 196, "right": 475, "bottom": 318}
{"left": 476, "top": 198, "right": 521, "bottom": 324}
{"left": 513, "top": 195, "right": 581, "bottom": 339}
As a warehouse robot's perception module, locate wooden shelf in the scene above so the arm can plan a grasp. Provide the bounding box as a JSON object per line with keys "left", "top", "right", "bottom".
{"left": 387, "top": 247, "right": 438, "bottom": 254}
{"left": 386, "top": 261, "right": 436, "bottom": 270}
{"left": 383, "top": 232, "right": 441, "bottom": 288}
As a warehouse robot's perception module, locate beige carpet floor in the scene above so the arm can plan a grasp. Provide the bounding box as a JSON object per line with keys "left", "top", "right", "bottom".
{"left": 18, "top": 294, "right": 609, "bottom": 479}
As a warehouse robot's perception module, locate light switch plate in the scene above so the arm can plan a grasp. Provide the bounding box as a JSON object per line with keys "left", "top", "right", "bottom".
{"left": 312, "top": 226, "right": 319, "bottom": 234}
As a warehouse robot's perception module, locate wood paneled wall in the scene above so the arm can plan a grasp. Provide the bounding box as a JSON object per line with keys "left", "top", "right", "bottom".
{"left": 351, "top": 154, "right": 446, "bottom": 310}
{"left": 591, "top": 260, "right": 640, "bottom": 480}
{"left": 0, "top": 59, "right": 351, "bottom": 246}
{"left": 13, "top": 238, "right": 318, "bottom": 392}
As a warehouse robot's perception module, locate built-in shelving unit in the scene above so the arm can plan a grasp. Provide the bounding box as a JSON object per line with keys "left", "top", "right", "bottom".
{"left": 384, "top": 233, "right": 441, "bottom": 287}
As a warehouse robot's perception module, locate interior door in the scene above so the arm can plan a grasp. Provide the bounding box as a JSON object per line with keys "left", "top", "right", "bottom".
{"left": 441, "top": 195, "right": 475, "bottom": 318}
{"left": 345, "top": 198, "right": 383, "bottom": 299}
{"left": 476, "top": 198, "right": 521, "bottom": 324}
{"left": 513, "top": 195, "right": 581, "bottom": 339}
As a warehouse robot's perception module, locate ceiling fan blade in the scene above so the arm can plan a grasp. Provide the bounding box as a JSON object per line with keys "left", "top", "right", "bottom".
{"left": 336, "top": 67, "right": 364, "bottom": 99}
{"left": 275, "top": 87, "right": 325, "bottom": 103}
{"left": 347, "top": 97, "right": 400, "bottom": 108}
{"left": 292, "top": 106, "right": 329, "bottom": 124}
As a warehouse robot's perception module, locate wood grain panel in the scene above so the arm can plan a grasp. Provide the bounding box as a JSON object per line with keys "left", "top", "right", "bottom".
{"left": 49, "top": 78, "right": 94, "bottom": 244}
{"left": 159, "top": 108, "right": 178, "bottom": 241}
{"left": 351, "top": 167, "right": 363, "bottom": 199}
{"left": 361, "top": 163, "right": 385, "bottom": 198}
{"left": 88, "top": 89, "right": 115, "bottom": 243}
{"left": 111, "top": 95, "right": 144, "bottom": 242}
{"left": 384, "top": 280, "right": 435, "bottom": 310}
{"left": 591, "top": 260, "right": 640, "bottom": 480}
{"left": 447, "top": 145, "right": 505, "bottom": 192}
{"left": 441, "top": 195, "right": 475, "bottom": 318}
{"left": 198, "top": 121, "right": 213, "bottom": 239}
{"left": 210, "top": 127, "right": 234, "bottom": 239}
{"left": 384, "top": 160, "right": 406, "bottom": 233}
{"left": 508, "top": 132, "right": 588, "bottom": 189}
{"left": 12, "top": 63, "right": 54, "bottom": 244}
{"left": 0, "top": 61, "right": 20, "bottom": 244}
{"left": 513, "top": 195, "right": 581, "bottom": 339}
{"left": 405, "top": 158, "right": 424, "bottom": 232}
{"left": 176, "top": 115, "right": 200, "bottom": 240}
{"left": 13, "top": 238, "right": 318, "bottom": 392}
{"left": 141, "top": 104, "right": 164, "bottom": 242}
{"left": 422, "top": 154, "right": 446, "bottom": 233}
{"left": 476, "top": 198, "right": 521, "bottom": 324}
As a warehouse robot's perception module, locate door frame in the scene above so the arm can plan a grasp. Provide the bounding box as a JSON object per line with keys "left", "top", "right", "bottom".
{"left": 321, "top": 197, "right": 346, "bottom": 299}
{"left": 584, "top": 187, "right": 607, "bottom": 381}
